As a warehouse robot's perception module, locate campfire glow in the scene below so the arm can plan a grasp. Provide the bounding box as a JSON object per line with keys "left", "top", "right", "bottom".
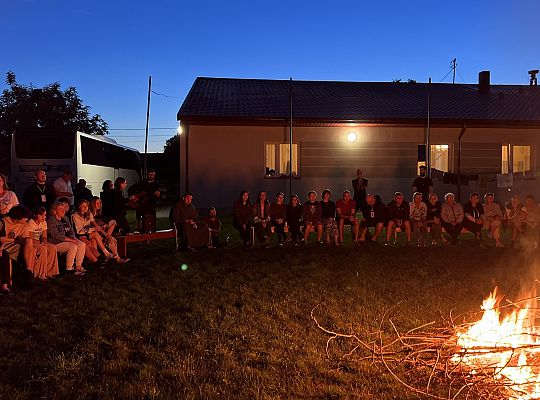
{"left": 451, "top": 287, "right": 540, "bottom": 400}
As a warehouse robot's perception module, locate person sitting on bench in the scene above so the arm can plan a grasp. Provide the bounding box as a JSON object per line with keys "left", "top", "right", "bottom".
{"left": 462, "top": 192, "right": 485, "bottom": 246}
{"left": 441, "top": 193, "right": 464, "bottom": 245}
{"left": 385, "top": 192, "right": 411, "bottom": 245}
{"left": 359, "top": 194, "right": 386, "bottom": 243}
{"left": 172, "top": 193, "right": 211, "bottom": 250}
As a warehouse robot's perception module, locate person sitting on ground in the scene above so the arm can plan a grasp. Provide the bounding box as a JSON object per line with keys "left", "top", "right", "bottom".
{"left": 26, "top": 206, "right": 59, "bottom": 280}
{"left": 22, "top": 170, "right": 56, "bottom": 211}
{"left": 0, "top": 173, "right": 19, "bottom": 216}
{"left": 286, "top": 195, "right": 303, "bottom": 246}
{"left": 0, "top": 206, "right": 32, "bottom": 294}
{"left": 252, "top": 191, "right": 272, "bottom": 248}
{"left": 47, "top": 202, "right": 86, "bottom": 275}
{"left": 232, "top": 190, "right": 253, "bottom": 247}
{"left": 73, "top": 179, "right": 93, "bottom": 207}
{"left": 302, "top": 191, "right": 323, "bottom": 244}
{"left": 100, "top": 180, "right": 114, "bottom": 217}
{"left": 320, "top": 189, "right": 339, "bottom": 246}
{"left": 90, "top": 196, "right": 115, "bottom": 231}
{"left": 440, "top": 193, "right": 464, "bottom": 245}
{"left": 73, "top": 200, "right": 128, "bottom": 264}
{"left": 359, "top": 194, "right": 386, "bottom": 243}
{"left": 202, "top": 207, "right": 222, "bottom": 248}
{"left": 505, "top": 195, "right": 526, "bottom": 248}
{"left": 462, "top": 192, "right": 485, "bottom": 246}
{"left": 53, "top": 170, "right": 74, "bottom": 209}
{"left": 385, "top": 192, "right": 412, "bottom": 245}
{"left": 336, "top": 190, "right": 359, "bottom": 244}
{"left": 56, "top": 197, "right": 73, "bottom": 219}
{"left": 270, "top": 192, "right": 287, "bottom": 247}
{"left": 172, "top": 193, "right": 211, "bottom": 250}
{"left": 483, "top": 193, "right": 504, "bottom": 248}
{"left": 409, "top": 192, "right": 428, "bottom": 246}
{"left": 522, "top": 194, "right": 540, "bottom": 248}
{"left": 426, "top": 193, "right": 447, "bottom": 245}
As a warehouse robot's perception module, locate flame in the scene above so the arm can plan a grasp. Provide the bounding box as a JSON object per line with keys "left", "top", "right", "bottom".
{"left": 452, "top": 287, "right": 540, "bottom": 399}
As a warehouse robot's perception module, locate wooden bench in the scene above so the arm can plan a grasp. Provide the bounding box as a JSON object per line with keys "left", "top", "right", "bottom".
{"left": 116, "top": 229, "right": 177, "bottom": 258}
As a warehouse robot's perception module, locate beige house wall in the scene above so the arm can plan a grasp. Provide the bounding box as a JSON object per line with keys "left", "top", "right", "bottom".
{"left": 180, "top": 124, "right": 540, "bottom": 209}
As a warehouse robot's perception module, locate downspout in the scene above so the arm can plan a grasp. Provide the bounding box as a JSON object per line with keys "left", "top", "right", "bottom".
{"left": 185, "top": 123, "right": 190, "bottom": 193}
{"left": 456, "top": 123, "right": 467, "bottom": 202}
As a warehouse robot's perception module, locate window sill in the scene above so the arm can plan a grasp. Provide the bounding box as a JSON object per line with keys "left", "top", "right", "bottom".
{"left": 264, "top": 175, "right": 301, "bottom": 179}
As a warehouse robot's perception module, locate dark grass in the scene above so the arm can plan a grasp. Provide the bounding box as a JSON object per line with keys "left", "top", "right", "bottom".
{"left": 1, "top": 210, "right": 538, "bottom": 399}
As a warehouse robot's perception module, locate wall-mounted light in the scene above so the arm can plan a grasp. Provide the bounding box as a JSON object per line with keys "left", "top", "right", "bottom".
{"left": 346, "top": 131, "right": 357, "bottom": 143}
{"left": 177, "top": 122, "right": 183, "bottom": 135}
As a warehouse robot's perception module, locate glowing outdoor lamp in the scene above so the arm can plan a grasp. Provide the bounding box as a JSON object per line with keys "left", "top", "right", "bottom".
{"left": 346, "top": 131, "right": 358, "bottom": 143}
{"left": 177, "top": 122, "right": 184, "bottom": 135}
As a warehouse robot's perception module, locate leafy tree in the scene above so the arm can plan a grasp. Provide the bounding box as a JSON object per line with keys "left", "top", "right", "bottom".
{"left": 162, "top": 134, "right": 180, "bottom": 178}
{"left": 0, "top": 71, "right": 108, "bottom": 172}
{"left": 0, "top": 71, "right": 108, "bottom": 138}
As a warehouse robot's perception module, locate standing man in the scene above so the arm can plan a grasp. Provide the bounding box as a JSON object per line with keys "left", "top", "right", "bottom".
{"left": 22, "top": 170, "right": 56, "bottom": 211}
{"left": 352, "top": 169, "right": 368, "bottom": 216}
{"left": 53, "top": 170, "right": 74, "bottom": 208}
{"left": 412, "top": 166, "right": 433, "bottom": 204}
{"left": 128, "top": 169, "right": 161, "bottom": 232}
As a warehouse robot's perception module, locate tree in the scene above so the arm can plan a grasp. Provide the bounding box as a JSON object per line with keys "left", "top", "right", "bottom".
{"left": 163, "top": 134, "right": 180, "bottom": 178}
{"left": 0, "top": 71, "right": 108, "bottom": 138}
{"left": 0, "top": 71, "right": 108, "bottom": 173}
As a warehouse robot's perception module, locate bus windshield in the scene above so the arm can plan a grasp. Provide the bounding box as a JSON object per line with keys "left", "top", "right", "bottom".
{"left": 15, "top": 132, "right": 75, "bottom": 159}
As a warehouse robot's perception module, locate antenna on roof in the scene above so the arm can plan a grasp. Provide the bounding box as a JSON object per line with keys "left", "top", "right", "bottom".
{"left": 451, "top": 58, "right": 457, "bottom": 84}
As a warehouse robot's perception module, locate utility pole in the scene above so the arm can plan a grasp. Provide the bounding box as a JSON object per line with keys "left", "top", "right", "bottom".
{"left": 143, "top": 75, "right": 152, "bottom": 176}
{"left": 451, "top": 58, "right": 457, "bottom": 84}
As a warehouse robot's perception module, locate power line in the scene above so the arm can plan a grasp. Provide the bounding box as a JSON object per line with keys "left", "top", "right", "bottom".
{"left": 150, "top": 90, "right": 182, "bottom": 99}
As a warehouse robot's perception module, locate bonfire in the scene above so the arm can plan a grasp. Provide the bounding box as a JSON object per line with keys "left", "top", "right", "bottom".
{"left": 313, "top": 287, "right": 540, "bottom": 399}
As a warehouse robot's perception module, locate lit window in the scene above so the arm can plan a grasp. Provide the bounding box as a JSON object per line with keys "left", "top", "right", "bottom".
{"left": 430, "top": 144, "right": 449, "bottom": 172}
{"left": 265, "top": 144, "right": 276, "bottom": 176}
{"left": 279, "top": 144, "right": 298, "bottom": 176}
{"left": 265, "top": 143, "right": 299, "bottom": 177}
{"left": 501, "top": 145, "right": 509, "bottom": 174}
{"left": 513, "top": 145, "right": 531, "bottom": 173}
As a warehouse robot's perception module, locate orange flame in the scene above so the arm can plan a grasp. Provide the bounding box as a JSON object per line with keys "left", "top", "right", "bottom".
{"left": 452, "top": 287, "right": 540, "bottom": 399}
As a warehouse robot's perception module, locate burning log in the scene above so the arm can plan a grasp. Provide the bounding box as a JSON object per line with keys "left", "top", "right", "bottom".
{"left": 312, "top": 288, "right": 540, "bottom": 400}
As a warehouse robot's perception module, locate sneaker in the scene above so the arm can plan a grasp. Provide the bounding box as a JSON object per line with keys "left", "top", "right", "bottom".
{"left": 74, "top": 267, "right": 86, "bottom": 276}
{"left": 384, "top": 241, "right": 391, "bottom": 246}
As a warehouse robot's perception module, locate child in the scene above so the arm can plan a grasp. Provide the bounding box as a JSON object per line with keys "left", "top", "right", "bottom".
{"left": 26, "top": 207, "right": 59, "bottom": 279}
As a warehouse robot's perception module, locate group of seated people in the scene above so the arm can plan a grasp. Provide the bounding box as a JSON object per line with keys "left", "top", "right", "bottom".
{"left": 0, "top": 171, "right": 132, "bottom": 295}
{"left": 227, "top": 189, "right": 540, "bottom": 249}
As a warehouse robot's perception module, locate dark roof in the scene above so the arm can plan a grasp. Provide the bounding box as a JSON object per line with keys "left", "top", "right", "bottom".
{"left": 177, "top": 77, "right": 540, "bottom": 126}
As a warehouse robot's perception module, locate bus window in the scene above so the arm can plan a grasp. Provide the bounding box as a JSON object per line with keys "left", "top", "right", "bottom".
{"left": 15, "top": 133, "right": 75, "bottom": 159}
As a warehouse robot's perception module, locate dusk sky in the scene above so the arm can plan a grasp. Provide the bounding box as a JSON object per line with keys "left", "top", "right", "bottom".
{"left": 2, "top": 0, "right": 538, "bottom": 152}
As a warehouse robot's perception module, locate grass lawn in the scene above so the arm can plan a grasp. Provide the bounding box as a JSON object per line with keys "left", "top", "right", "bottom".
{"left": 1, "top": 209, "right": 538, "bottom": 399}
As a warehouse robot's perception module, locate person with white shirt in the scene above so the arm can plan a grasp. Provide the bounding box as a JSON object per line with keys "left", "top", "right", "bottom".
{"left": 26, "top": 206, "right": 59, "bottom": 279}
{"left": 0, "top": 173, "right": 19, "bottom": 216}
{"left": 53, "top": 170, "right": 74, "bottom": 208}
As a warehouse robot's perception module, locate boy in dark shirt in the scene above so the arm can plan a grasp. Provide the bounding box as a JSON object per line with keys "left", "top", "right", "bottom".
{"left": 359, "top": 194, "right": 386, "bottom": 243}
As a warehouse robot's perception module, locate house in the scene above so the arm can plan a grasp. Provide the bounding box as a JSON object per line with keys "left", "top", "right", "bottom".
{"left": 177, "top": 71, "right": 540, "bottom": 208}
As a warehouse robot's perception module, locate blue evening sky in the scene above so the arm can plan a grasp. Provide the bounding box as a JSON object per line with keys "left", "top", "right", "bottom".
{"left": 2, "top": 0, "right": 538, "bottom": 152}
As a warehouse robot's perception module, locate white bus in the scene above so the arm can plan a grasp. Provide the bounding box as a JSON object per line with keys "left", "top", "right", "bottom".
{"left": 11, "top": 130, "right": 142, "bottom": 198}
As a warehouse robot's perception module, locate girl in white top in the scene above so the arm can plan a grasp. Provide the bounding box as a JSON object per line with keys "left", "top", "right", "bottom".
{"left": 409, "top": 192, "right": 428, "bottom": 246}
{"left": 483, "top": 193, "right": 504, "bottom": 248}
{"left": 0, "top": 174, "right": 19, "bottom": 215}
{"left": 26, "top": 206, "right": 59, "bottom": 279}
{"left": 73, "top": 200, "right": 128, "bottom": 264}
